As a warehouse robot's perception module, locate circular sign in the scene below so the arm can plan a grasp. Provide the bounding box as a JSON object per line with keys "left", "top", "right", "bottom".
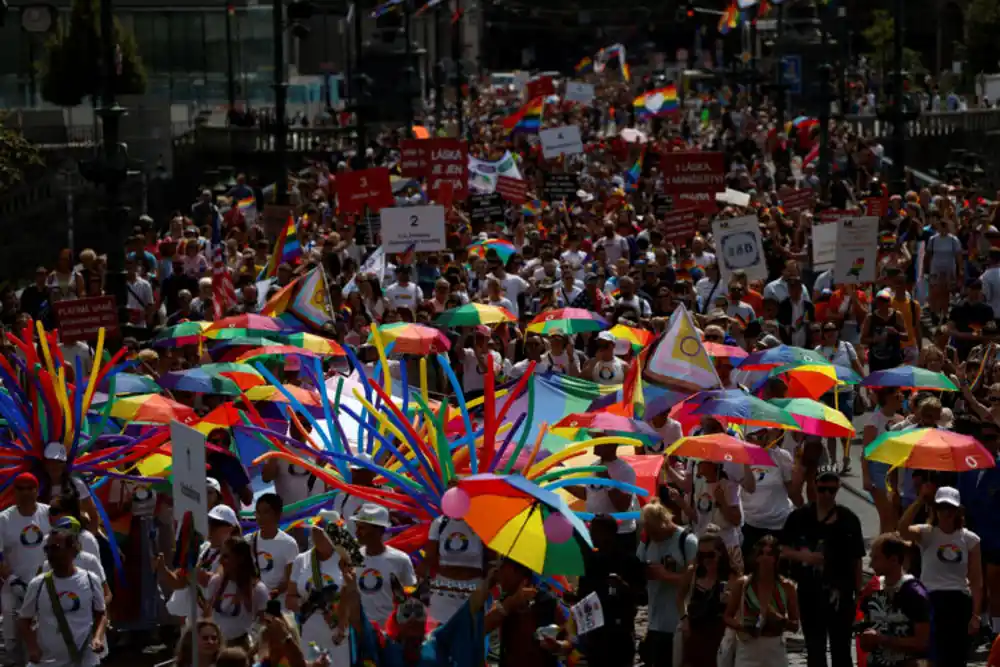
{"left": 966, "top": 455, "right": 979, "bottom": 469}
{"left": 21, "top": 5, "right": 53, "bottom": 33}
{"left": 724, "top": 454, "right": 733, "bottom": 462}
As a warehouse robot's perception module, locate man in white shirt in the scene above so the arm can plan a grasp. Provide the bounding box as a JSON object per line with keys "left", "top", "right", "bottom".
{"left": 559, "top": 234, "right": 588, "bottom": 282}
{"left": 765, "top": 259, "right": 811, "bottom": 303}
{"left": 568, "top": 444, "right": 639, "bottom": 550}
{"left": 691, "top": 237, "right": 717, "bottom": 269}
{"left": 124, "top": 257, "right": 155, "bottom": 327}
{"left": 250, "top": 493, "right": 300, "bottom": 600}
{"left": 351, "top": 505, "right": 416, "bottom": 625}
{"left": 492, "top": 261, "right": 530, "bottom": 317}
{"left": 384, "top": 265, "right": 423, "bottom": 314}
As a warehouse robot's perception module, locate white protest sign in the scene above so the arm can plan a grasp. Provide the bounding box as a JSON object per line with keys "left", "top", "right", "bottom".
{"left": 342, "top": 247, "right": 386, "bottom": 294}
{"left": 564, "top": 81, "right": 595, "bottom": 105}
{"left": 712, "top": 214, "right": 767, "bottom": 285}
{"left": 540, "top": 125, "right": 584, "bottom": 159}
{"left": 834, "top": 216, "right": 879, "bottom": 284}
{"left": 812, "top": 222, "right": 838, "bottom": 272}
{"left": 715, "top": 188, "right": 751, "bottom": 208}
{"left": 468, "top": 151, "right": 522, "bottom": 194}
{"left": 570, "top": 592, "right": 606, "bottom": 635}
{"left": 170, "top": 420, "right": 209, "bottom": 536}
{"left": 381, "top": 205, "right": 447, "bottom": 253}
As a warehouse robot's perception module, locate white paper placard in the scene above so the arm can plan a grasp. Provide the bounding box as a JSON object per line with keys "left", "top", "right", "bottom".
{"left": 712, "top": 214, "right": 768, "bottom": 285}
{"left": 539, "top": 125, "right": 584, "bottom": 159}
{"left": 834, "top": 216, "right": 879, "bottom": 284}
{"left": 170, "top": 421, "right": 208, "bottom": 536}
{"left": 380, "top": 205, "right": 447, "bottom": 253}
{"left": 715, "top": 188, "right": 751, "bottom": 208}
{"left": 564, "top": 81, "right": 595, "bottom": 105}
{"left": 812, "top": 222, "right": 838, "bottom": 272}
{"left": 570, "top": 592, "right": 606, "bottom": 635}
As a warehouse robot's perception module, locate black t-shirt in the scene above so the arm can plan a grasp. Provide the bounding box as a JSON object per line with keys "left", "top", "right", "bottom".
{"left": 781, "top": 503, "right": 866, "bottom": 592}
{"left": 948, "top": 298, "right": 995, "bottom": 357}
{"left": 859, "top": 576, "right": 931, "bottom": 667}
{"left": 498, "top": 588, "right": 560, "bottom": 667}
{"left": 578, "top": 548, "right": 646, "bottom": 632}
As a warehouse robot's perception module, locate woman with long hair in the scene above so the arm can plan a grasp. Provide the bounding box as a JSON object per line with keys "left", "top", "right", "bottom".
{"left": 724, "top": 536, "right": 800, "bottom": 667}
{"left": 204, "top": 536, "right": 269, "bottom": 649}
{"left": 175, "top": 619, "right": 223, "bottom": 667}
{"left": 899, "top": 486, "right": 983, "bottom": 667}
{"left": 676, "top": 529, "right": 735, "bottom": 667}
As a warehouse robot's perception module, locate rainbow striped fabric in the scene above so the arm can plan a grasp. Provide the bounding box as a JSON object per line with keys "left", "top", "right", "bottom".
{"left": 502, "top": 97, "right": 544, "bottom": 136}
{"left": 634, "top": 85, "right": 678, "bottom": 117}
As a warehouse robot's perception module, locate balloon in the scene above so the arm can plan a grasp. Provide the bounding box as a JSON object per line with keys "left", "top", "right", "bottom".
{"left": 544, "top": 513, "right": 574, "bottom": 544}
{"left": 441, "top": 487, "right": 470, "bottom": 520}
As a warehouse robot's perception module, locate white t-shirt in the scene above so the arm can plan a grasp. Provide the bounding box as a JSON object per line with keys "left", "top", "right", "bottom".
{"left": 205, "top": 574, "right": 269, "bottom": 640}
{"left": 499, "top": 274, "right": 530, "bottom": 316}
{"left": 250, "top": 530, "right": 300, "bottom": 592}
{"left": 585, "top": 458, "right": 639, "bottom": 533}
{"left": 596, "top": 235, "right": 629, "bottom": 264}
{"left": 20, "top": 569, "right": 105, "bottom": 667}
{"left": 560, "top": 250, "right": 588, "bottom": 281}
{"left": 815, "top": 341, "right": 858, "bottom": 369}
{"left": 290, "top": 549, "right": 347, "bottom": 663}
{"left": 165, "top": 542, "right": 221, "bottom": 618}
{"left": 461, "top": 349, "right": 503, "bottom": 393}
{"left": 692, "top": 251, "right": 717, "bottom": 269}
{"left": 428, "top": 517, "right": 484, "bottom": 570}
{"left": 78, "top": 530, "right": 101, "bottom": 562}
{"left": 691, "top": 476, "right": 742, "bottom": 547}
{"left": 272, "top": 462, "right": 314, "bottom": 506}
{"left": 916, "top": 526, "right": 980, "bottom": 593}
{"left": 741, "top": 448, "right": 794, "bottom": 530}
{"left": 647, "top": 418, "right": 684, "bottom": 455}
{"left": 539, "top": 351, "right": 573, "bottom": 375}
{"left": 384, "top": 282, "right": 423, "bottom": 312}
{"left": 0, "top": 503, "right": 51, "bottom": 582}
{"left": 487, "top": 297, "right": 516, "bottom": 315}
{"left": 42, "top": 551, "right": 106, "bottom": 584}
{"left": 356, "top": 546, "right": 416, "bottom": 625}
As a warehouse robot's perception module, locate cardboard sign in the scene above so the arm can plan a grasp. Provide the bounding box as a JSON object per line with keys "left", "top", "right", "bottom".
{"left": 469, "top": 193, "right": 507, "bottom": 225}
{"left": 54, "top": 296, "right": 119, "bottom": 343}
{"left": 864, "top": 196, "right": 890, "bottom": 218}
{"left": 337, "top": 167, "right": 394, "bottom": 214}
{"left": 170, "top": 421, "right": 209, "bottom": 536}
{"left": 543, "top": 173, "right": 579, "bottom": 203}
{"left": 779, "top": 187, "right": 815, "bottom": 214}
{"left": 712, "top": 215, "right": 767, "bottom": 284}
{"left": 399, "top": 139, "right": 428, "bottom": 178}
{"left": 381, "top": 205, "right": 447, "bottom": 253}
{"left": 715, "top": 188, "right": 751, "bottom": 208}
{"left": 661, "top": 152, "right": 725, "bottom": 214}
{"left": 660, "top": 208, "right": 700, "bottom": 244}
{"left": 812, "top": 222, "right": 838, "bottom": 272}
{"left": 540, "top": 126, "right": 584, "bottom": 159}
{"left": 525, "top": 76, "right": 555, "bottom": 100}
{"left": 496, "top": 175, "right": 528, "bottom": 204}
{"left": 565, "top": 81, "right": 595, "bottom": 105}
{"left": 834, "top": 216, "right": 879, "bottom": 284}
{"left": 425, "top": 138, "right": 469, "bottom": 202}
{"left": 570, "top": 592, "right": 605, "bottom": 635}
{"left": 817, "top": 208, "right": 859, "bottom": 224}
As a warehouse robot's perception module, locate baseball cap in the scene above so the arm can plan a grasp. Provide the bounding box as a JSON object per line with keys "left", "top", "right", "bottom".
{"left": 44, "top": 442, "right": 68, "bottom": 461}
{"left": 351, "top": 504, "right": 391, "bottom": 528}
{"left": 207, "top": 477, "right": 222, "bottom": 494}
{"left": 876, "top": 288, "right": 893, "bottom": 301}
{"left": 207, "top": 504, "right": 239, "bottom": 527}
{"left": 474, "top": 325, "right": 491, "bottom": 337}
{"left": 52, "top": 516, "right": 82, "bottom": 535}
{"left": 597, "top": 331, "right": 616, "bottom": 344}
{"left": 934, "top": 486, "right": 961, "bottom": 507}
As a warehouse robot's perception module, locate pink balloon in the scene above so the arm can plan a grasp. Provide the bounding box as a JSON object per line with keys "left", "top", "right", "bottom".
{"left": 544, "top": 513, "right": 574, "bottom": 544}
{"left": 441, "top": 487, "right": 470, "bottom": 520}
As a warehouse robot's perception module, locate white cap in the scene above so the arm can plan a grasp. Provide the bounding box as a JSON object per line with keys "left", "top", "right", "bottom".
{"left": 350, "top": 504, "right": 391, "bottom": 528}
{"left": 44, "top": 442, "right": 68, "bottom": 462}
{"left": 614, "top": 338, "right": 631, "bottom": 357}
{"left": 934, "top": 486, "right": 961, "bottom": 507}
{"left": 597, "top": 331, "right": 616, "bottom": 344}
{"left": 206, "top": 478, "right": 222, "bottom": 494}
{"left": 207, "top": 504, "right": 239, "bottom": 526}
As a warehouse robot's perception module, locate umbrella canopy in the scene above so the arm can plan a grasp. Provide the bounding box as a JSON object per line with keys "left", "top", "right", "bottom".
{"left": 109, "top": 394, "right": 197, "bottom": 424}
{"left": 279, "top": 332, "right": 353, "bottom": 355}
{"left": 691, "top": 395, "right": 800, "bottom": 430}
{"left": 768, "top": 363, "right": 839, "bottom": 400}
{"left": 527, "top": 308, "right": 608, "bottom": 335}
{"left": 861, "top": 367, "right": 958, "bottom": 392}
{"left": 769, "top": 398, "right": 856, "bottom": 438}
{"left": 456, "top": 474, "right": 593, "bottom": 576}
{"left": 245, "top": 384, "right": 324, "bottom": 408}
{"left": 235, "top": 345, "right": 344, "bottom": 363}
{"left": 740, "top": 345, "right": 828, "bottom": 371}
{"left": 204, "top": 314, "right": 291, "bottom": 339}
{"left": 703, "top": 342, "right": 749, "bottom": 363}
{"left": 551, "top": 412, "right": 661, "bottom": 440}
{"left": 369, "top": 323, "right": 451, "bottom": 355}
{"left": 150, "top": 321, "right": 211, "bottom": 348}
{"left": 159, "top": 369, "right": 242, "bottom": 395}
{"left": 665, "top": 434, "right": 777, "bottom": 466}
{"left": 468, "top": 239, "right": 516, "bottom": 263}
{"left": 864, "top": 428, "right": 994, "bottom": 472}
{"left": 97, "top": 373, "right": 162, "bottom": 396}
{"left": 199, "top": 363, "right": 268, "bottom": 390}
{"left": 435, "top": 303, "right": 516, "bottom": 327}
{"left": 608, "top": 324, "right": 654, "bottom": 351}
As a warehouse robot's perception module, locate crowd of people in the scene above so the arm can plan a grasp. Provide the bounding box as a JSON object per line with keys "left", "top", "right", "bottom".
{"left": 1, "top": 64, "right": 1000, "bottom": 667}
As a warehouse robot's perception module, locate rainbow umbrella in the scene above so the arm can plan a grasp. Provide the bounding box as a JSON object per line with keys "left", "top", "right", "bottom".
{"left": 109, "top": 394, "right": 197, "bottom": 424}
{"left": 204, "top": 314, "right": 291, "bottom": 339}
{"left": 369, "top": 323, "right": 451, "bottom": 355}
{"left": 608, "top": 324, "right": 654, "bottom": 351}
{"left": 665, "top": 434, "right": 777, "bottom": 466}
{"left": 468, "top": 239, "right": 516, "bottom": 262}
{"left": 235, "top": 344, "right": 344, "bottom": 363}
{"left": 527, "top": 308, "right": 608, "bottom": 335}
{"left": 278, "top": 332, "right": 349, "bottom": 355}
{"left": 551, "top": 412, "right": 661, "bottom": 440}
{"left": 150, "top": 321, "right": 211, "bottom": 348}
{"left": 245, "top": 384, "right": 324, "bottom": 408}
{"left": 861, "top": 367, "right": 958, "bottom": 392}
{"left": 769, "top": 398, "right": 856, "bottom": 438}
{"left": 159, "top": 369, "right": 242, "bottom": 395}
{"left": 740, "top": 345, "right": 828, "bottom": 371}
{"left": 691, "top": 394, "right": 801, "bottom": 431}
{"left": 864, "top": 428, "right": 994, "bottom": 472}
{"left": 436, "top": 303, "right": 516, "bottom": 327}
{"left": 97, "top": 373, "right": 162, "bottom": 396}
{"left": 456, "top": 473, "right": 594, "bottom": 576}
{"left": 703, "top": 342, "right": 749, "bottom": 363}
{"left": 200, "top": 362, "right": 268, "bottom": 390}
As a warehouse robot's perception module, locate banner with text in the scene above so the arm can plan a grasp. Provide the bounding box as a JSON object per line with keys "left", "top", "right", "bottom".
{"left": 661, "top": 152, "right": 725, "bottom": 214}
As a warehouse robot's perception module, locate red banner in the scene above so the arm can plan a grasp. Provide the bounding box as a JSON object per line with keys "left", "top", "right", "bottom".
{"left": 426, "top": 138, "right": 469, "bottom": 202}
{"left": 817, "top": 208, "right": 859, "bottom": 224}
{"left": 525, "top": 76, "right": 554, "bottom": 100}
{"left": 496, "top": 175, "right": 528, "bottom": 204}
{"left": 336, "top": 167, "right": 394, "bottom": 214}
{"left": 399, "top": 139, "right": 428, "bottom": 178}
{"left": 54, "top": 296, "right": 119, "bottom": 344}
{"left": 779, "top": 188, "right": 815, "bottom": 214}
{"left": 864, "top": 196, "right": 889, "bottom": 218}
{"left": 659, "top": 208, "right": 701, "bottom": 244}
{"left": 660, "top": 152, "right": 725, "bottom": 213}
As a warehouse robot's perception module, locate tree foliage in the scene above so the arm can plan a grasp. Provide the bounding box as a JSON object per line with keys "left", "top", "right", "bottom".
{"left": 966, "top": 0, "right": 1000, "bottom": 75}
{"left": 862, "top": 9, "right": 926, "bottom": 82}
{"left": 40, "top": 0, "right": 147, "bottom": 108}
{"left": 0, "top": 114, "right": 44, "bottom": 194}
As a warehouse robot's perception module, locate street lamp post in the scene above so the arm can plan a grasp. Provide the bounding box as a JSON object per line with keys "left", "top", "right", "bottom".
{"left": 225, "top": 4, "right": 237, "bottom": 112}
{"left": 890, "top": 0, "right": 908, "bottom": 192}
{"left": 272, "top": 0, "right": 289, "bottom": 204}
{"left": 354, "top": 0, "right": 367, "bottom": 168}
{"left": 453, "top": 0, "right": 463, "bottom": 137}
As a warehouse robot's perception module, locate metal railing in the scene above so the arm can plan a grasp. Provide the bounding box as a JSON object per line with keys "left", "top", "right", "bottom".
{"left": 841, "top": 109, "right": 1000, "bottom": 139}
{"left": 173, "top": 125, "right": 356, "bottom": 154}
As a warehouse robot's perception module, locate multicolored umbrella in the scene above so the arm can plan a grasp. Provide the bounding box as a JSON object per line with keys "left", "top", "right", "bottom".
{"left": 199, "top": 362, "right": 268, "bottom": 391}
{"left": 235, "top": 345, "right": 344, "bottom": 363}
{"left": 277, "top": 332, "right": 349, "bottom": 355}
{"left": 864, "top": 428, "right": 994, "bottom": 471}
{"left": 150, "top": 321, "right": 211, "bottom": 348}
{"left": 768, "top": 363, "right": 840, "bottom": 400}
{"left": 369, "top": 323, "right": 451, "bottom": 355}
{"left": 455, "top": 473, "right": 594, "bottom": 576}
{"left": 97, "top": 373, "right": 162, "bottom": 396}
{"left": 527, "top": 308, "right": 608, "bottom": 335}
{"left": 861, "top": 367, "right": 958, "bottom": 392}
{"left": 109, "top": 394, "right": 197, "bottom": 424}
{"left": 204, "top": 314, "right": 291, "bottom": 339}
{"left": 245, "top": 384, "right": 324, "bottom": 409}
{"left": 159, "top": 369, "right": 242, "bottom": 395}
{"left": 608, "top": 324, "right": 654, "bottom": 351}
{"left": 740, "top": 345, "right": 828, "bottom": 371}
{"left": 665, "top": 434, "right": 777, "bottom": 466}
{"left": 551, "top": 412, "right": 661, "bottom": 440}
{"left": 671, "top": 390, "right": 800, "bottom": 432}
{"left": 769, "top": 398, "right": 856, "bottom": 438}
{"left": 703, "top": 342, "right": 749, "bottom": 362}
{"left": 468, "top": 239, "right": 516, "bottom": 263}
{"left": 435, "top": 303, "right": 516, "bottom": 327}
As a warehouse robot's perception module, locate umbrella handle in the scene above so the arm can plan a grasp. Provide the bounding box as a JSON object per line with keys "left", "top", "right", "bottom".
{"left": 502, "top": 503, "right": 538, "bottom": 562}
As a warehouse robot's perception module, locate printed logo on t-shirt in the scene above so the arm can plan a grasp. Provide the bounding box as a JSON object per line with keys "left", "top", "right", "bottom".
{"left": 133, "top": 487, "right": 153, "bottom": 502}
{"left": 20, "top": 524, "right": 43, "bottom": 547}
{"left": 752, "top": 467, "right": 768, "bottom": 482}
{"left": 59, "top": 590, "right": 81, "bottom": 612}
{"left": 695, "top": 493, "right": 714, "bottom": 513}
{"left": 443, "top": 532, "right": 470, "bottom": 553}
{"left": 598, "top": 365, "right": 616, "bottom": 381}
{"left": 358, "top": 568, "right": 384, "bottom": 593}
{"left": 214, "top": 592, "right": 243, "bottom": 617}
{"left": 304, "top": 573, "right": 336, "bottom": 593}
{"left": 258, "top": 551, "right": 275, "bottom": 573}
{"left": 937, "top": 543, "right": 964, "bottom": 564}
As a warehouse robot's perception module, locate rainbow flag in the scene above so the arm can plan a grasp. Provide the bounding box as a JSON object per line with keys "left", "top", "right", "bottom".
{"left": 719, "top": 2, "right": 740, "bottom": 34}
{"left": 574, "top": 56, "right": 593, "bottom": 74}
{"left": 848, "top": 257, "right": 865, "bottom": 278}
{"left": 625, "top": 152, "right": 643, "bottom": 193}
{"left": 258, "top": 214, "right": 299, "bottom": 279}
{"left": 522, "top": 199, "right": 543, "bottom": 217}
{"left": 236, "top": 196, "right": 254, "bottom": 212}
{"left": 634, "top": 85, "right": 678, "bottom": 117}
{"left": 398, "top": 242, "right": 417, "bottom": 265}
{"left": 502, "top": 97, "right": 544, "bottom": 136}
{"left": 622, "top": 63, "right": 632, "bottom": 82}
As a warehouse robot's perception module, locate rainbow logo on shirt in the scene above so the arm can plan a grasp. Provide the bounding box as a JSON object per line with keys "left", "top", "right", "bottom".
{"left": 258, "top": 551, "right": 275, "bottom": 573}
{"left": 358, "top": 568, "right": 385, "bottom": 593}
{"left": 20, "top": 524, "right": 43, "bottom": 547}
{"left": 304, "top": 573, "right": 336, "bottom": 593}
{"left": 214, "top": 592, "right": 243, "bottom": 617}
{"left": 444, "top": 532, "right": 470, "bottom": 553}
{"left": 847, "top": 257, "right": 865, "bottom": 278}
{"left": 937, "top": 543, "right": 964, "bottom": 564}
{"left": 59, "top": 591, "right": 81, "bottom": 612}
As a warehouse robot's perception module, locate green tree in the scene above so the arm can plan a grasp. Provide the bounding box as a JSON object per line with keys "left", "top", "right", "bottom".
{"left": 966, "top": 0, "right": 1000, "bottom": 75}
{"left": 862, "top": 9, "right": 926, "bottom": 84}
{"left": 40, "top": 0, "right": 146, "bottom": 108}
{"left": 0, "top": 114, "right": 44, "bottom": 193}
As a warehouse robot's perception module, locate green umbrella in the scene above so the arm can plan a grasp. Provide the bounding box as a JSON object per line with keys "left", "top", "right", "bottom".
{"left": 435, "top": 303, "right": 516, "bottom": 327}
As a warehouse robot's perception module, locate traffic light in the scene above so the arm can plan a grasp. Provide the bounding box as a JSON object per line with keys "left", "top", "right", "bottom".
{"left": 686, "top": 1, "right": 695, "bottom": 18}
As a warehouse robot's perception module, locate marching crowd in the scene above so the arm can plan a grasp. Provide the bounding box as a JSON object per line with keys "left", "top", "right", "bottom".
{"left": 2, "top": 67, "right": 1000, "bottom": 667}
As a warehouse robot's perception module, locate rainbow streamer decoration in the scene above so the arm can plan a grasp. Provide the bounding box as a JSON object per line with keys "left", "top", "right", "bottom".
{"left": 621, "top": 63, "right": 631, "bottom": 83}
{"left": 502, "top": 97, "right": 544, "bottom": 136}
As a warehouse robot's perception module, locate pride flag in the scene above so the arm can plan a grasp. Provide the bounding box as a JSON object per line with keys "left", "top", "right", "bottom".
{"left": 258, "top": 214, "right": 300, "bottom": 280}
{"left": 574, "top": 56, "right": 593, "bottom": 74}
{"left": 621, "top": 63, "right": 631, "bottom": 82}
{"left": 719, "top": 2, "right": 740, "bottom": 33}
{"left": 522, "top": 199, "right": 543, "bottom": 217}
{"left": 625, "top": 151, "right": 643, "bottom": 193}
{"left": 502, "top": 97, "right": 544, "bottom": 136}
{"left": 634, "top": 85, "right": 678, "bottom": 117}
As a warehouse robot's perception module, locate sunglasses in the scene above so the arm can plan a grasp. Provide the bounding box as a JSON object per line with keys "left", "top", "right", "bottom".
{"left": 817, "top": 486, "right": 839, "bottom": 494}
